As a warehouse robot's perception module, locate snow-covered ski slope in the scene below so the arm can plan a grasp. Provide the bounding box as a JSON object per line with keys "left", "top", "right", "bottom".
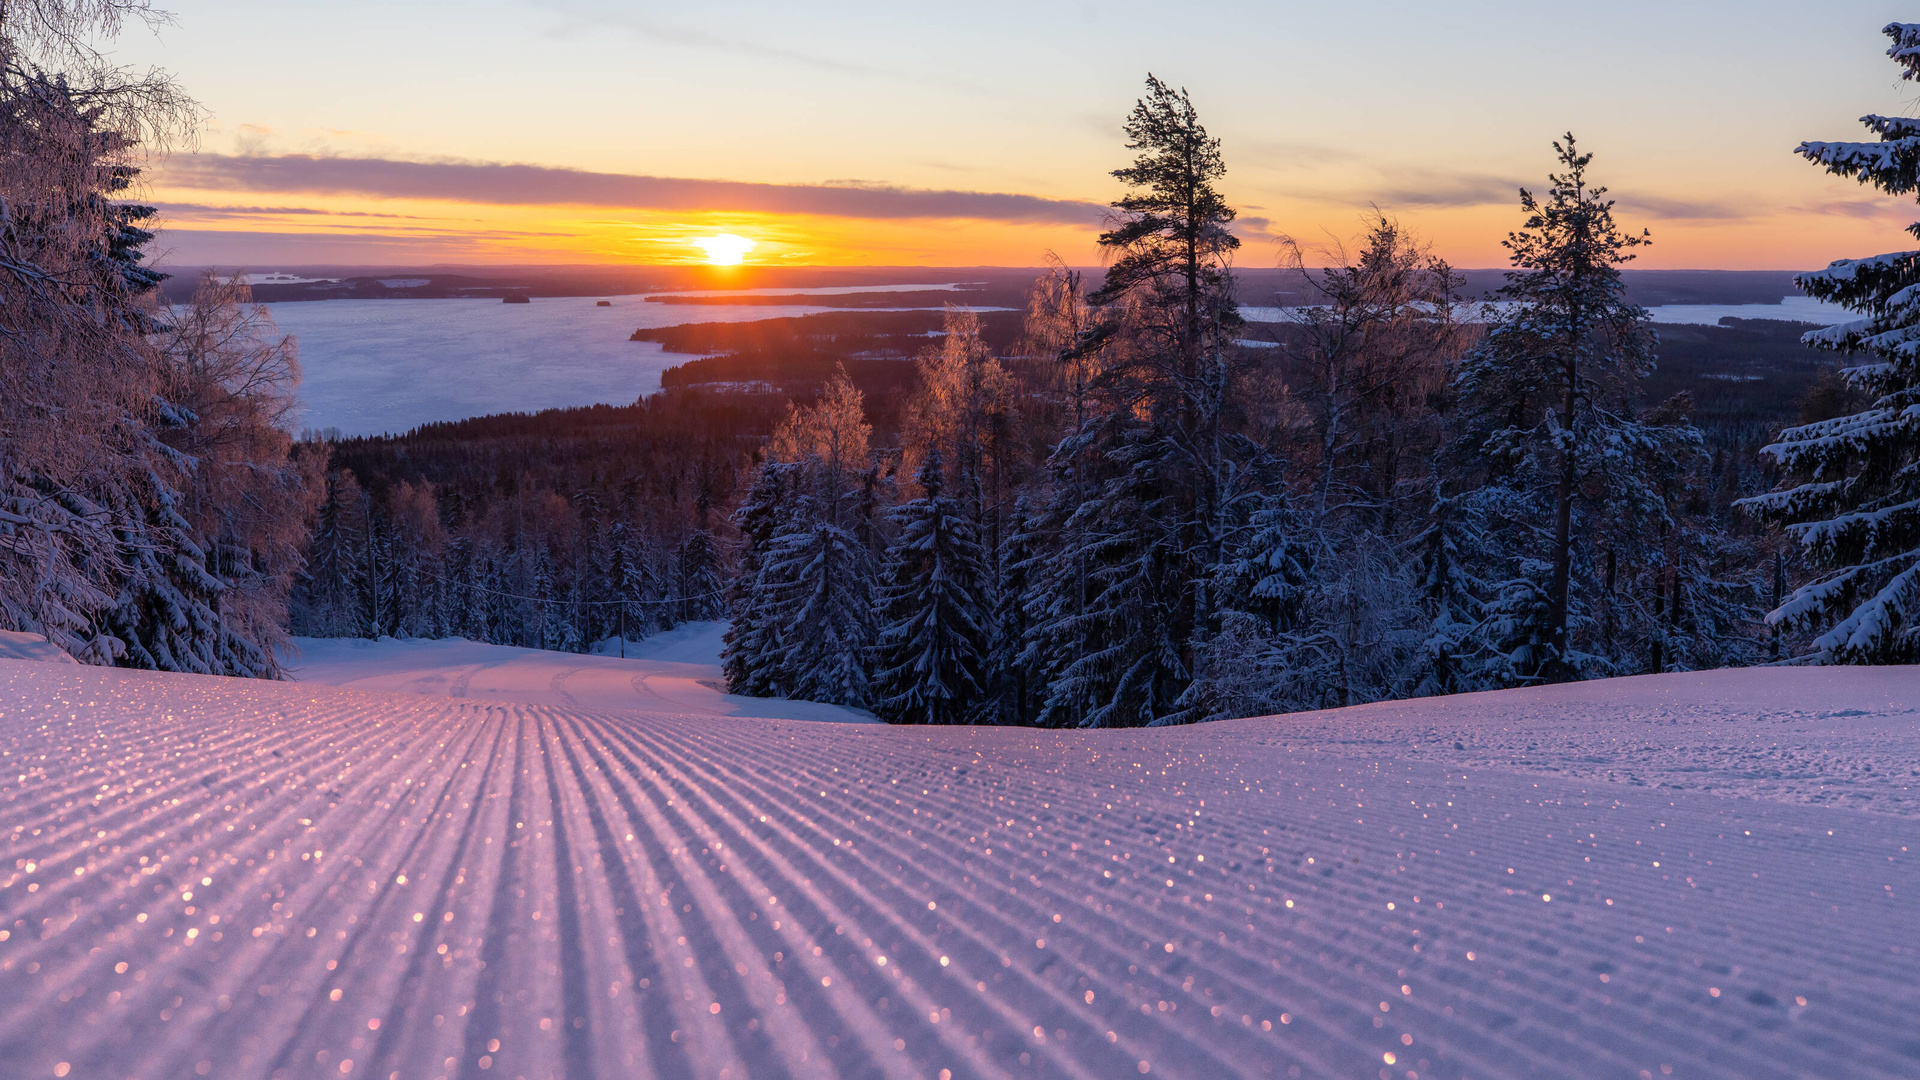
{"left": 286, "top": 625, "right": 877, "bottom": 724}
{"left": 0, "top": 659, "right": 1916, "bottom": 1080}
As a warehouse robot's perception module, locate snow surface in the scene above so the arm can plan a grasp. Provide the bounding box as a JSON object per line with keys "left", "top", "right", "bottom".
{"left": 0, "top": 659, "right": 1916, "bottom": 1080}
{"left": 286, "top": 623, "right": 878, "bottom": 723}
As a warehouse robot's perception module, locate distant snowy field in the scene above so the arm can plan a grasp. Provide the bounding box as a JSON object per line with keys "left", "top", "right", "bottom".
{"left": 1, "top": 653, "right": 1915, "bottom": 1080}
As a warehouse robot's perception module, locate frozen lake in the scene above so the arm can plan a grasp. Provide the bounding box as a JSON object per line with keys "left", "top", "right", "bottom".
{"left": 1639, "top": 294, "right": 1850, "bottom": 325}
{"left": 270, "top": 295, "right": 950, "bottom": 437}
{"left": 278, "top": 292, "right": 1855, "bottom": 438}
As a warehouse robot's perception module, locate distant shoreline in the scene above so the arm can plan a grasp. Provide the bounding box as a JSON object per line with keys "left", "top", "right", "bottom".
{"left": 155, "top": 266, "right": 1816, "bottom": 309}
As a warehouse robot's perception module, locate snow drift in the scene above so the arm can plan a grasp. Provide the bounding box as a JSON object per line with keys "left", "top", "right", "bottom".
{"left": 0, "top": 657, "right": 1915, "bottom": 1080}
{"left": 0, "top": 630, "right": 76, "bottom": 664}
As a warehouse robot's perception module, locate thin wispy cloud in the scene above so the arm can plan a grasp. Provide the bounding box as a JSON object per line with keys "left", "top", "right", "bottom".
{"left": 1369, "top": 171, "right": 1523, "bottom": 210}
{"left": 1279, "top": 167, "right": 1755, "bottom": 223}
{"left": 539, "top": 6, "right": 879, "bottom": 80}
{"left": 527, "top": 3, "right": 1002, "bottom": 99}
{"left": 1274, "top": 166, "right": 1523, "bottom": 212}
{"left": 157, "top": 154, "right": 1110, "bottom": 225}
{"left": 1233, "top": 138, "right": 1368, "bottom": 172}
{"left": 157, "top": 202, "right": 435, "bottom": 220}
{"left": 1791, "top": 197, "right": 1910, "bottom": 220}
{"left": 1612, "top": 194, "right": 1748, "bottom": 221}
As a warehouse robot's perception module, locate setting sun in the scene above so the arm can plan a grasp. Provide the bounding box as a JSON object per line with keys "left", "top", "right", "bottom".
{"left": 692, "top": 233, "right": 756, "bottom": 265}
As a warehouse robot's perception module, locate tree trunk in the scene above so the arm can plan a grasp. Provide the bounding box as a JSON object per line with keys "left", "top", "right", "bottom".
{"left": 1651, "top": 562, "right": 1667, "bottom": 674}
{"left": 1545, "top": 357, "right": 1577, "bottom": 682}
{"left": 1770, "top": 551, "right": 1785, "bottom": 661}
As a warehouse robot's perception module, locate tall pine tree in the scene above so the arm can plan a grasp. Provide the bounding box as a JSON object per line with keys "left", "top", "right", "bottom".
{"left": 1449, "top": 135, "right": 1693, "bottom": 684}
{"left": 1031, "top": 74, "right": 1250, "bottom": 726}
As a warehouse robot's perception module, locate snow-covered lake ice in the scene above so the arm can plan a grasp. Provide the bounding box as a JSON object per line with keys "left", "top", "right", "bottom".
{"left": 1, "top": 647, "right": 1915, "bottom": 1079}
{"left": 269, "top": 294, "right": 964, "bottom": 438}
{"left": 1640, "top": 295, "right": 1851, "bottom": 326}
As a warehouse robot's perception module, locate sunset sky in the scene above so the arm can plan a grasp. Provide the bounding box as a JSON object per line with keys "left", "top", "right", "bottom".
{"left": 115, "top": 0, "right": 1920, "bottom": 270}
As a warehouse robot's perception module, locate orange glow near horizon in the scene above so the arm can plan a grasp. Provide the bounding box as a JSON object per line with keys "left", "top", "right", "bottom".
{"left": 143, "top": 182, "right": 1920, "bottom": 273}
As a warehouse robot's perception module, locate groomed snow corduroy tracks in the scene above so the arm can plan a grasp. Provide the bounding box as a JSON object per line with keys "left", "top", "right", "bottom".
{"left": 1, "top": 661, "right": 1916, "bottom": 1080}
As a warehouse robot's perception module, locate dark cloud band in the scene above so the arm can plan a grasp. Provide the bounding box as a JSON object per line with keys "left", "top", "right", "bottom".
{"left": 157, "top": 154, "right": 1109, "bottom": 225}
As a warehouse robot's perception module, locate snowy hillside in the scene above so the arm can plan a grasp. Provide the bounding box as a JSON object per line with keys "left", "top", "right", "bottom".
{"left": 0, "top": 658, "right": 1915, "bottom": 1080}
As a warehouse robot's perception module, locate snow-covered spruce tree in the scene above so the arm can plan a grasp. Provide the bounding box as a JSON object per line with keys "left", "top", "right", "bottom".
{"left": 356, "top": 489, "right": 399, "bottom": 638}
{"left": 572, "top": 493, "right": 613, "bottom": 643}
{"left": 597, "top": 518, "right": 641, "bottom": 647}
{"left": 675, "top": 527, "right": 724, "bottom": 622}
{"left": 759, "top": 503, "right": 874, "bottom": 707}
{"left": 981, "top": 493, "right": 1036, "bottom": 726}
{"left": 442, "top": 534, "right": 482, "bottom": 640}
{"left": 722, "top": 460, "right": 794, "bottom": 696}
{"left": 1028, "top": 74, "right": 1252, "bottom": 727}
{"left": 293, "top": 468, "right": 367, "bottom": 637}
{"left": 486, "top": 539, "right": 525, "bottom": 646}
{"left": 1200, "top": 488, "right": 1320, "bottom": 718}
{"left": 552, "top": 580, "right": 585, "bottom": 653}
{"left": 109, "top": 276, "right": 324, "bottom": 675}
{"left": 485, "top": 544, "right": 519, "bottom": 644}
{"left": 1403, "top": 480, "right": 1492, "bottom": 697}
{"left": 1449, "top": 135, "right": 1699, "bottom": 685}
{"left": 1008, "top": 266, "right": 1096, "bottom": 727}
{"left": 726, "top": 372, "right": 880, "bottom": 708}
{"left": 530, "top": 543, "right": 562, "bottom": 651}
{"left": 871, "top": 448, "right": 990, "bottom": 725}
{"left": 1619, "top": 394, "right": 1765, "bottom": 674}
{"left": 625, "top": 529, "right": 668, "bottom": 639}
{"left": 383, "top": 480, "right": 446, "bottom": 640}
{"left": 0, "top": 65, "right": 168, "bottom": 661}
{"left": 1737, "top": 23, "right": 1920, "bottom": 663}
{"left": 901, "top": 306, "right": 1017, "bottom": 712}
{"left": 99, "top": 466, "right": 226, "bottom": 673}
